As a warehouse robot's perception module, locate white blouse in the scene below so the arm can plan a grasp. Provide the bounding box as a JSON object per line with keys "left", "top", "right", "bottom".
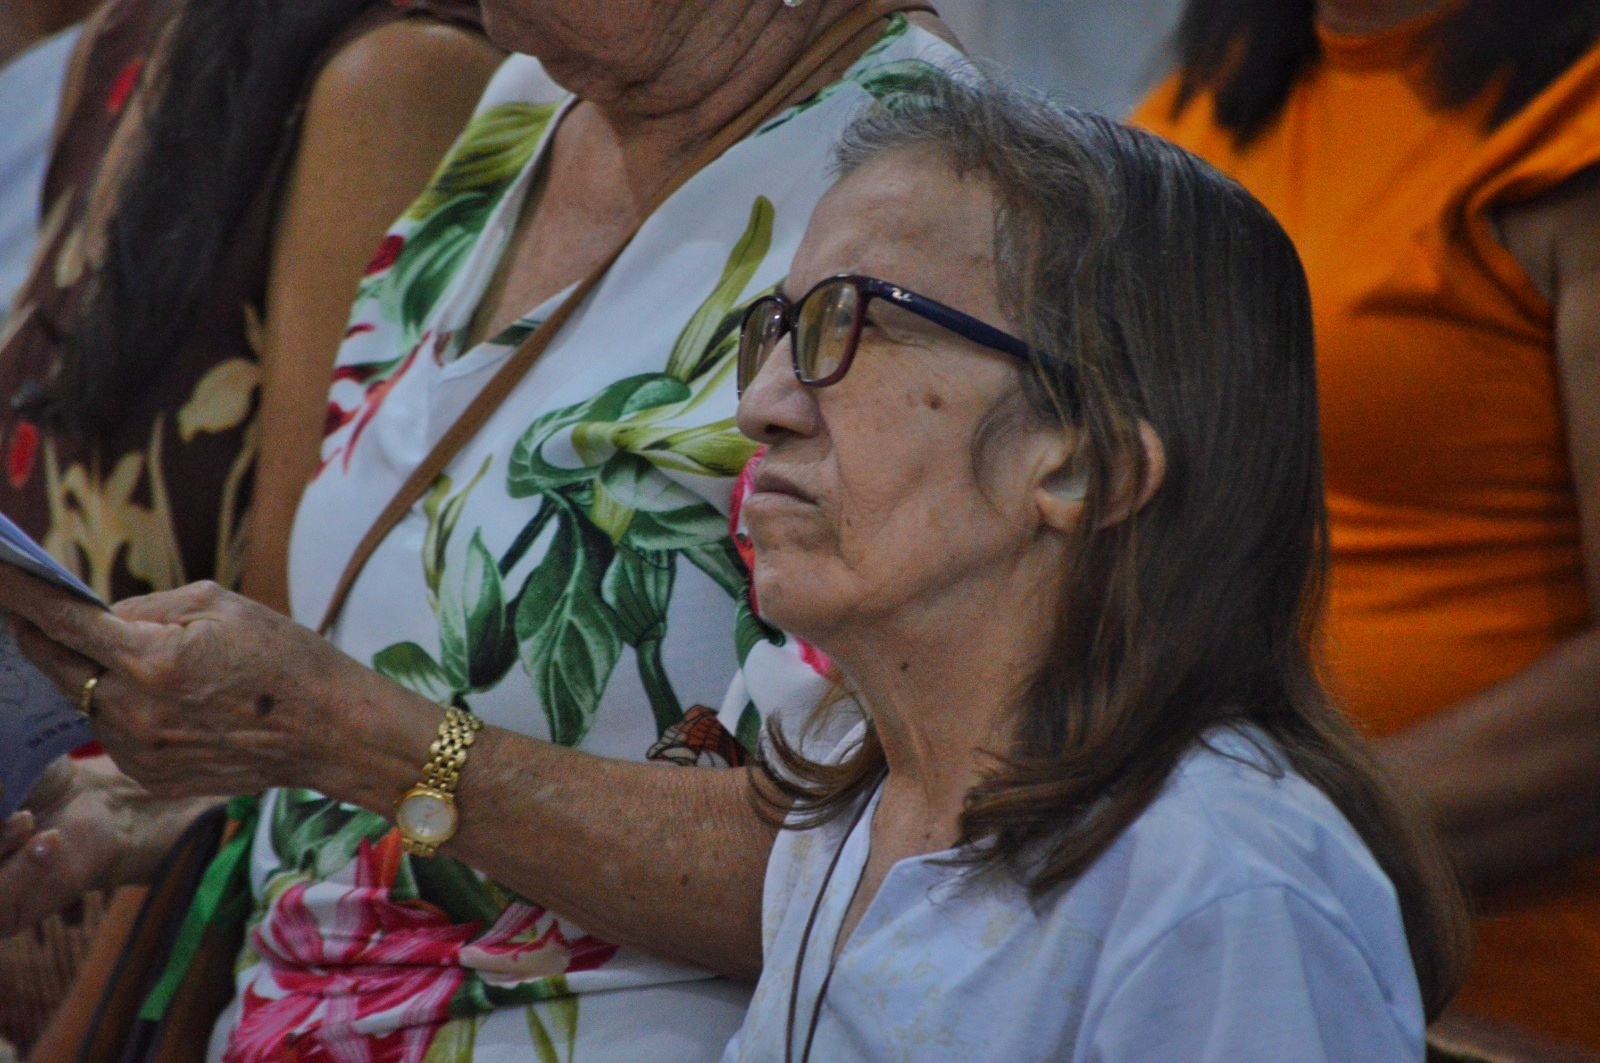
{"left": 724, "top": 727, "right": 1425, "bottom": 1063}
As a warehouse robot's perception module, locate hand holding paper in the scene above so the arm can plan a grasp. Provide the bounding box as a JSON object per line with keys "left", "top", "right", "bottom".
{"left": 0, "top": 510, "right": 102, "bottom": 817}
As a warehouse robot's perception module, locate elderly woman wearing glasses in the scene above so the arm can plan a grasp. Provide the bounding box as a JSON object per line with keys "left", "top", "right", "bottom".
{"left": 719, "top": 79, "right": 1468, "bottom": 1060}
{"left": 0, "top": 73, "right": 1466, "bottom": 1059}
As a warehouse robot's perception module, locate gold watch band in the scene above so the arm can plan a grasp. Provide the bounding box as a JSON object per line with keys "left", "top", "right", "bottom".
{"left": 396, "top": 707, "right": 483, "bottom": 857}
{"left": 421, "top": 706, "right": 482, "bottom": 793}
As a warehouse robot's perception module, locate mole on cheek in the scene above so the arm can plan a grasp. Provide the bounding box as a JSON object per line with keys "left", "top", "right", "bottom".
{"left": 923, "top": 392, "right": 945, "bottom": 411}
{"left": 255, "top": 693, "right": 276, "bottom": 717}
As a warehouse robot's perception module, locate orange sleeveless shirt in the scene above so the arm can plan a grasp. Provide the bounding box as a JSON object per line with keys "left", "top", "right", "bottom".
{"left": 1135, "top": 17, "right": 1600, "bottom": 1048}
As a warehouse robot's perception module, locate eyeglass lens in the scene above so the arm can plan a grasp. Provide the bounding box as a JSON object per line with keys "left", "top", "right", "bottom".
{"left": 798, "top": 281, "right": 858, "bottom": 386}
{"left": 737, "top": 280, "right": 864, "bottom": 395}
{"left": 738, "top": 299, "right": 786, "bottom": 395}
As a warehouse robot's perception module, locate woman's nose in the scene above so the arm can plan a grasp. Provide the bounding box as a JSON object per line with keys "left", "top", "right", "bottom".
{"left": 736, "top": 335, "right": 818, "bottom": 444}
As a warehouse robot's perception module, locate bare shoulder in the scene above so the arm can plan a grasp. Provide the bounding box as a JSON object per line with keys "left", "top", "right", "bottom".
{"left": 308, "top": 15, "right": 505, "bottom": 127}
{"left": 1495, "top": 166, "right": 1600, "bottom": 304}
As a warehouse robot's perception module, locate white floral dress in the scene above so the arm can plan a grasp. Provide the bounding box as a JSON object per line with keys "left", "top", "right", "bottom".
{"left": 204, "top": 19, "right": 959, "bottom": 1063}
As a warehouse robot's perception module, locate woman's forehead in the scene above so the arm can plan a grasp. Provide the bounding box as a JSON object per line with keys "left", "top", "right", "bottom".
{"left": 791, "top": 155, "right": 1002, "bottom": 315}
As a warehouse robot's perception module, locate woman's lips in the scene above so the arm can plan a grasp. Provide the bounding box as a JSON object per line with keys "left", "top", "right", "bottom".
{"left": 748, "top": 466, "right": 815, "bottom": 505}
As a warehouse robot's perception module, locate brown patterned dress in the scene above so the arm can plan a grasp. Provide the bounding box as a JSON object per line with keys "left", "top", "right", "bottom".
{"left": 0, "top": 0, "right": 484, "bottom": 1048}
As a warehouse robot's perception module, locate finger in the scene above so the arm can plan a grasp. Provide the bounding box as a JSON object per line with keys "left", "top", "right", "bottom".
{"left": 0, "top": 564, "right": 126, "bottom": 665}
{"left": 13, "top": 615, "right": 104, "bottom": 699}
{"left": 112, "top": 581, "right": 226, "bottom": 625}
{"left": 0, "top": 829, "right": 67, "bottom": 937}
{"left": 0, "top": 811, "right": 35, "bottom": 860}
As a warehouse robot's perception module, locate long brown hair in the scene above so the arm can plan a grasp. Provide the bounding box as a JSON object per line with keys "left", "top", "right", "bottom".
{"left": 757, "top": 75, "right": 1468, "bottom": 1018}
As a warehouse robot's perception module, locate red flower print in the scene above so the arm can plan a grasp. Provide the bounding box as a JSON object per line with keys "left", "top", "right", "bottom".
{"left": 340, "top": 346, "right": 419, "bottom": 468}
{"left": 7, "top": 421, "right": 38, "bottom": 488}
{"left": 364, "top": 235, "right": 405, "bottom": 276}
{"left": 106, "top": 60, "right": 143, "bottom": 115}
{"left": 227, "top": 837, "right": 621, "bottom": 1059}
{"left": 228, "top": 834, "right": 477, "bottom": 1061}
{"left": 459, "top": 903, "right": 620, "bottom": 985}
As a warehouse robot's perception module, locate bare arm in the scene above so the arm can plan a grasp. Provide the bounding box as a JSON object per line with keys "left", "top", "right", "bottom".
{"left": 242, "top": 18, "right": 504, "bottom": 613}
{"left": 1380, "top": 172, "right": 1600, "bottom": 892}
{"left": 0, "top": 576, "right": 774, "bottom": 977}
{"left": 367, "top": 729, "right": 774, "bottom": 980}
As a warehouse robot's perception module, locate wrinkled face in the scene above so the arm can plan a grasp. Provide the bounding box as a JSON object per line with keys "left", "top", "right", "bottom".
{"left": 736, "top": 151, "right": 1060, "bottom": 645}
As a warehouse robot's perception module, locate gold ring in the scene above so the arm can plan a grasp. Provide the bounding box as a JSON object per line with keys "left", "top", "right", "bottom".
{"left": 79, "top": 670, "right": 104, "bottom": 718}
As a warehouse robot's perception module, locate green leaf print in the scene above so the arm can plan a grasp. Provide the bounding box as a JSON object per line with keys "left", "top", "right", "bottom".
{"left": 374, "top": 641, "right": 457, "bottom": 704}
{"left": 424, "top": 456, "right": 493, "bottom": 606}
{"left": 681, "top": 539, "right": 746, "bottom": 600}
{"left": 370, "top": 100, "right": 561, "bottom": 345}
{"left": 601, "top": 544, "right": 673, "bottom": 648}
{"left": 753, "top": 15, "right": 941, "bottom": 136}
{"left": 269, "top": 789, "right": 389, "bottom": 880}
{"left": 421, "top": 1018, "right": 479, "bottom": 1063}
{"left": 527, "top": 995, "right": 580, "bottom": 1063}
{"left": 855, "top": 59, "right": 947, "bottom": 102}
{"left": 734, "top": 591, "right": 785, "bottom": 666}
{"left": 438, "top": 529, "right": 518, "bottom": 693}
{"left": 602, "top": 544, "right": 682, "bottom": 732}
{"left": 591, "top": 452, "right": 718, "bottom": 542}
{"left": 507, "top": 375, "right": 688, "bottom": 497}
{"left": 388, "top": 194, "right": 497, "bottom": 340}
{"left": 620, "top": 502, "right": 730, "bottom": 553}
{"left": 514, "top": 498, "right": 625, "bottom": 746}
{"left": 663, "top": 196, "right": 774, "bottom": 382}
{"left": 735, "top": 701, "right": 763, "bottom": 754}
{"left": 405, "top": 102, "right": 558, "bottom": 223}
{"left": 411, "top": 856, "right": 506, "bottom": 926}
{"left": 379, "top": 198, "right": 775, "bottom": 751}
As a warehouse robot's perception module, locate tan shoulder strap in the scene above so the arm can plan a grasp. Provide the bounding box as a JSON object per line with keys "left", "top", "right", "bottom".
{"left": 317, "top": 0, "right": 938, "bottom": 635}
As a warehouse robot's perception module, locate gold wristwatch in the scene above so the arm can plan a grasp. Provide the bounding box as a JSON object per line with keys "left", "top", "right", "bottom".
{"left": 394, "top": 706, "right": 483, "bottom": 857}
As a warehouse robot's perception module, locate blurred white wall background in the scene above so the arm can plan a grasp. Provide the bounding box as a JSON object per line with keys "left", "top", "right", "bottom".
{"left": 934, "top": 0, "right": 1185, "bottom": 117}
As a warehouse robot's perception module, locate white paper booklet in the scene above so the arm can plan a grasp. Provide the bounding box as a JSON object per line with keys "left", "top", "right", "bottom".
{"left": 0, "top": 510, "right": 102, "bottom": 817}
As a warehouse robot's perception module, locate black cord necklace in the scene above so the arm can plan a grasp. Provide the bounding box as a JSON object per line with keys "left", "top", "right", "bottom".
{"left": 784, "top": 791, "right": 877, "bottom": 1063}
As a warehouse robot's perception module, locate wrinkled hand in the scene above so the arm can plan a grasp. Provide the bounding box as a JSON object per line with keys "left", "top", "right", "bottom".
{"left": 0, "top": 755, "right": 207, "bottom": 937}
{"left": 0, "top": 571, "right": 369, "bottom": 800}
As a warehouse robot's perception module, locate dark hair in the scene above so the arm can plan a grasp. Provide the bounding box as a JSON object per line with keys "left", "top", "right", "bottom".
{"left": 758, "top": 75, "right": 1468, "bottom": 1018}
{"left": 1170, "top": 0, "right": 1600, "bottom": 147}
{"left": 49, "top": 0, "right": 373, "bottom": 437}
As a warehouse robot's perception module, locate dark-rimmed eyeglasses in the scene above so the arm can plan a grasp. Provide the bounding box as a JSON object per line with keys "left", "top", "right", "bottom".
{"left": 736, "top": 274, "right": 1042, "bottom": 397}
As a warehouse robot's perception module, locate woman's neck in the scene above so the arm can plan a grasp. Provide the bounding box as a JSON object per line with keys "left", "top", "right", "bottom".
{"left": 829, "top": 578, "right": 1056, "bottom": 848}
{"left": 1316, "top": 0, "right": 1446, "bottom": 34}
{"left": 573, "top": 0, "right": 875, "bottom": 178}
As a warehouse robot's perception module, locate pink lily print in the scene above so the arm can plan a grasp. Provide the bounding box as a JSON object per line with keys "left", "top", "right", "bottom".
{"left": 228, "top": 831, "right": 477, "bottom": 1061}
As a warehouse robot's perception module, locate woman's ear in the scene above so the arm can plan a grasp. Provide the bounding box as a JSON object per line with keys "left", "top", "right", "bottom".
{"left": 1114, "top": 420, "right": 1166, "bottom": 523}
{"left": 1034, "top": 421, "right": 1166, "bottom": 533}
{"left": 1034, "top": 432, "right": 1088, "bottom": 534}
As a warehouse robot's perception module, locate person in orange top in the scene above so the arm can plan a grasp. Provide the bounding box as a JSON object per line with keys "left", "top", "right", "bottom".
{"left": 1133, "top": 0, "right": 1600, "bottom": 1049}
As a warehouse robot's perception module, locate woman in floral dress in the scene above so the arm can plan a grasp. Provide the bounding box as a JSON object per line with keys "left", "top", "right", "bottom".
{"left": 0, "top": 1, "right": 962, "bottom": 1059}
{"left": 0, "top": 0, "right": 501, "bottom": 1052}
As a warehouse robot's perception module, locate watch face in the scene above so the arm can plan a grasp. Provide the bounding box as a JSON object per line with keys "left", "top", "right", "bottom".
{"left": 397, "top": 790, "right": 457, "bottom": 844}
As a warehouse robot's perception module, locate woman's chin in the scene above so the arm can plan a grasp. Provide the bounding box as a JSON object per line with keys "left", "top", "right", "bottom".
{"left": 751, "top": 570, "right": 843, "bottom": 647}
